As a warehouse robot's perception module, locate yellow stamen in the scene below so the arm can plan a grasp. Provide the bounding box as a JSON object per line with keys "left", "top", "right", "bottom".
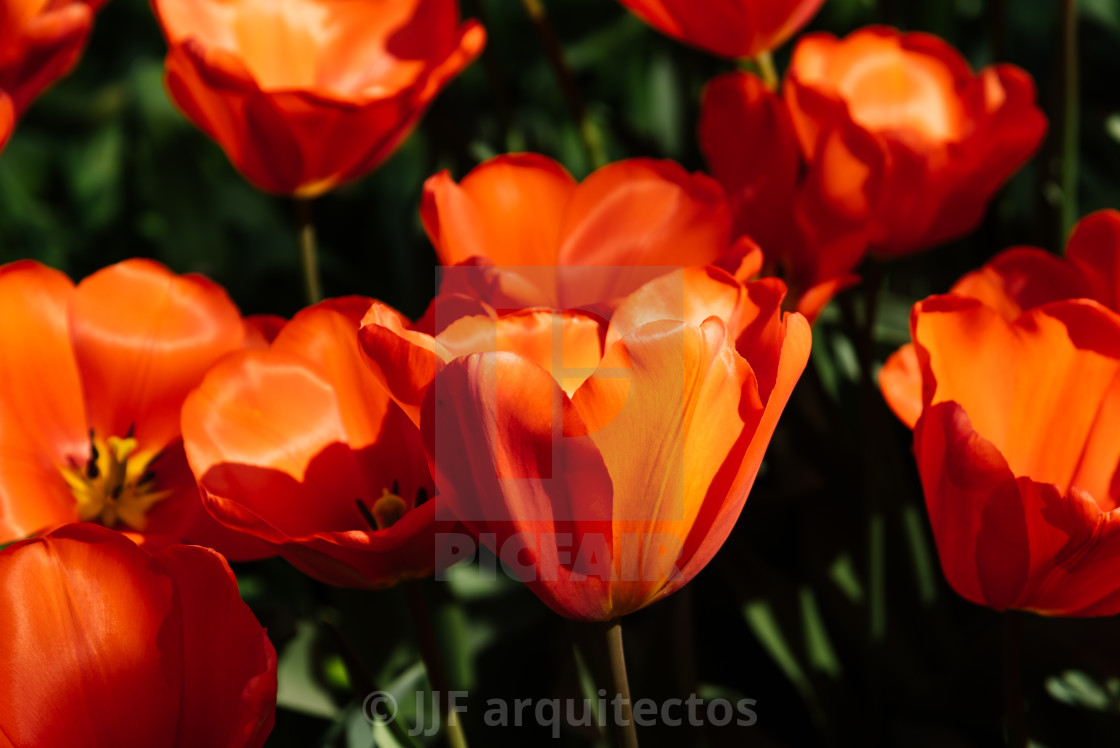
{"left": 370, "top": 489, "right": 408, "bottom": 531}
{"left": 60, "top": 432, "right": 172, "bottom": 531}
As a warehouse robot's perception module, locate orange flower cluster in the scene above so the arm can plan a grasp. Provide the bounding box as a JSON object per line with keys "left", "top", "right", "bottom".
{"left": 3, "top": 0, "right": 1115, "bottom": 742}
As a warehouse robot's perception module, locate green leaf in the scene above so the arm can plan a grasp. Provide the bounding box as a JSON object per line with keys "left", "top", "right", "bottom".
{"left": 277, "top": 622, "right": 340, "bottom": 720}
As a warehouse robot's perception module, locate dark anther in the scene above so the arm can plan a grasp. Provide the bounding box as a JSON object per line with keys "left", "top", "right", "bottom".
{"left": 391, "top": 479, "right": 400, "bottom": 496}
{"left": 415, "top": 486, "right": 430, "bottom": 506}
{"left": 139, "top": 470, "right": 157, "bottom": 486}
{"left": 354, "top": 498, "right": 378, "bottom": 531}
{"left": 86, "top": 430, "right": 100, "bottom": 479}
{"left": 125, "top": 423, "right": 135, "bottom": 439}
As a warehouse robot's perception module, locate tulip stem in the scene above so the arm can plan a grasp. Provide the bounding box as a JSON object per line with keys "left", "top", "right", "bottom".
{"left": 296, "top": 198, "right": 324, "bottom": 305}
{"left": 1058, "top": 0, "right": 1079, "bottom": 241}
{"left": 404, "top": 581, "right": 469, "bottom": 748}
{"left": 1003, "top": 612, "right": 1027, "bottom": 747}
{"left": 602, "top": 619, "right": 639, "bottom": 748}
{"left": 754, "top": 51, "right": 779, "bottom": 90}
{"left": 519, "top": 0, "right": 607, "bottom": 168}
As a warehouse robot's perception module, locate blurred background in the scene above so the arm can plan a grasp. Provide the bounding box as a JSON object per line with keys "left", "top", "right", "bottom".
{"left": 3, "top": 0, "right": 1120, "bottom": 745}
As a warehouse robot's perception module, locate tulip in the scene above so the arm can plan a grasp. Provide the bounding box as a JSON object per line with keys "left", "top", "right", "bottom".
{"left": 0, "top": 523, "right": 276, "bottom": 747}
{"left": 880, "top": 211, "right": 1120, "bottom": 615}
{"left": 616, "top": 0, "right": 824, "bottom": 59}
{"left": 152, "top": 0, "right": 485, "bottom": 196}
{"left": 882, "top": 209, "right": 1120, "bottom": 427}
{"left": 698, "top": 70, "right": 858, "bottom": 322}
{"left": 785, "top": 27, "right": 1046, "bottom": 264}
{"left": 0, "top": 0, "right": 105, "bottom": 117}
{"left": 0, "top": 259, "right": 262, "bottom": 553}
{"left": 423, "top": 153, "right": 755, "bottom": 312}
{"left": 360, "top": 267, "right": 811, "bottom": 620}
{"left": 181, "top": 297, "right": 440, "bottom": 587}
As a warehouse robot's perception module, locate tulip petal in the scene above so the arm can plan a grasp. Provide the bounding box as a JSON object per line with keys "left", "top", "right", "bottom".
{"left": 154, "top": 543, "right": 277, "bottom": 748}
{"left": 572, "top": 318, "right": 763, "bottom": 614}
{"left": 698, "top": 71, "right": 801, "bottom": 257}
{"left": 558, "top": 159, "right": 730, "bottom": 271}
{"left": 427, "top": 351, "right": 616, "bottom": 620}
{"left": 0, "top": 3, "right": 92, "bottom": 114}
{"left": 68, "top": 259, "right": 244, "bottom": 453}
{"left": 913, "top": 401, "right": 1029, "bottom": 609}
{"left": 1067, "top": 209, "right": 1120, "bottom": 313}
{"left": 880, "top": 343, "right": 923, "bottom": 428}
{"left": 0, "top": 524, "right": 182, "bottom": 746}
{"left": 358, "top": 301, "right": 443, "bottom": 428}
{"left": 0, "top": 262, "right": 86, "bottom": 541}
{"left": 951, "top": 247, "right": 1090, "bottom": 320}
{"left": 421, "top": 154, "right": 576, "bottom": 267}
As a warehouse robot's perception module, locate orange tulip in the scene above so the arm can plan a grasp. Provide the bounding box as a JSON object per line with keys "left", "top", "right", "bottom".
{"left": 785, "top": 27, "right": 1046, "bottom": 263}
{"left": 360, "top": 267, "right": 811, "bottom": 620}
{"left": 181, "top": 297, "right": 440, "bottom": 587}
{"left": 153, "top": 0, "right": 485, "bottom": 196}
{"left": 882, "top": 209, "right": 1120, "bottom": 427}
{"left": 880, "top": 211, "right": 1120, "bottom": 615}
{"left": 617, "top": 0, "right": 824, "bottom": 59}
{"left": 0, "top": 259, "right": 263, "bottom": 554}
{"left": 0, "top": 523, "right": 276, "bottom": 747}
{"left": 698, "top": 70, "right": 858, "bottom": 322}
{"left": 423, "top": 153, "right": 757, "bottom": 312}
{"left": 0, "top": 0, "right": 104, "bottom": 118}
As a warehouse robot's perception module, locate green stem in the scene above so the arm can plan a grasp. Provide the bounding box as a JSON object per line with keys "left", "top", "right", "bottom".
{"left": 519, "top": 0, "right": 607, "bottom": 168}
{"left": 754, "top": 51, "right": 779, "bottom": 90}
{"left": 296, "top": 198, "right": 324, "bottom": 305}
{"left": 404, "top": 581, "right": 469, "bottom": 748}
{"left": 1003, "top": 613, "right": 1027, "bottom": 747}
{"left": 602, "top": 619, "right": 639, "bottom": 748}
{"left": 1059, "top": 0, "right": 1079, "bottom": 241}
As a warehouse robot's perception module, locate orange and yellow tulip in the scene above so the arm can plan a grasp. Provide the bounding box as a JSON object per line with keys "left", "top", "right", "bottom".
{"left": 881, "top": 212, "right": 1120, "bottom": 615}
{"left": 785, "top": 27, "right": 1046, "bottom": 265}
{"left": 0, "top": 523, "right": 276, "bottom": 747}
{"left": 0, "top": 259, "right": 261, "bottom": 552}
{"left": 360, "top": 267, "right": 811, "bottom": 620}
{"left": 617, "top": 0, "right": 824, "bottom": 59}
{"left": 181, "top": 297, "right": 440, "bottom": 587}
{"left": 152, "top": 0, "right": 485, "bottom": 196}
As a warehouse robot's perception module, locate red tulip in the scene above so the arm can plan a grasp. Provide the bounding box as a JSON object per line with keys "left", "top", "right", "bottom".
{"left": 698, "top": 70, "right": 858, "bottom": 322}
{"left": 181, "top": 297, "right": 440, "bottom": 587}
{"left": 617, "top": 0, "right": 824, "bottom": 59}
{"left": 423, "top": 153, "right": 756, "bottom": 312}
{"left": 882, "top": 209, "right": 1120, "bottom": 427}
{"left": 0, "top": 523, "right": 276, "bottom": 747}
{"left": 785, "top": 27, "right": 1046, "bottom": 263}
{"left": 152, "top": 0, "right": 485, "bottom": 196}
{"left": 880, "top": 211, "right": 1120, "bottom": 615}
{"left": 359, "top": 267, "right": 811, "bottom": 619}
{"left": 0, "top": 259, "right": 264, "bottom": 554}
{"left": 0, "top": 0, "right": 105, "bottom": 118}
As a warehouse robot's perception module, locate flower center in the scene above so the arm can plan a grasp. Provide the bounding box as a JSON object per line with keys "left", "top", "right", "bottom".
{"left": 60, "top": 431, "right": 172, "bottom": 531}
